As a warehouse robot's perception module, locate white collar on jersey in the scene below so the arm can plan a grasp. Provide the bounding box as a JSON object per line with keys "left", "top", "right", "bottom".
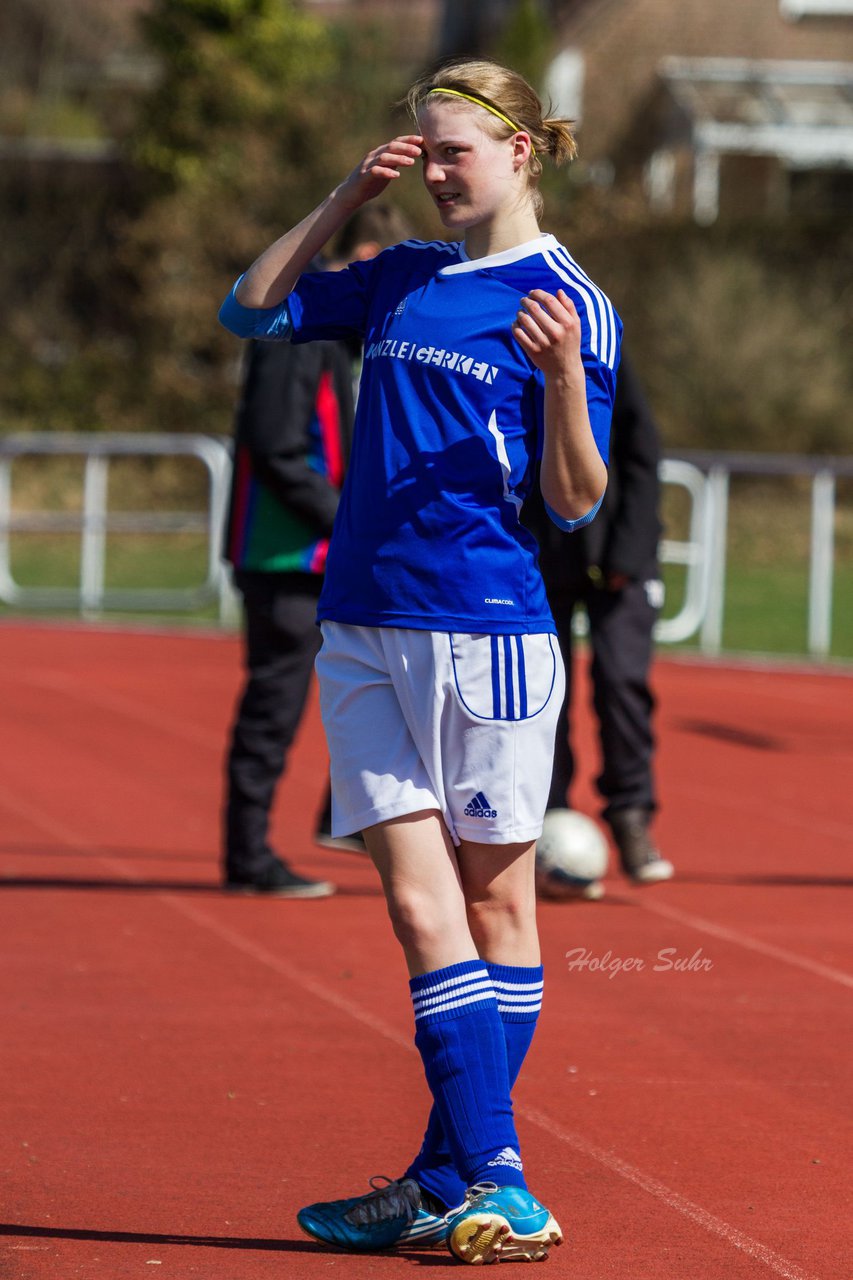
{"left": 439, "top": 232, "right": 560, "bottom": 276}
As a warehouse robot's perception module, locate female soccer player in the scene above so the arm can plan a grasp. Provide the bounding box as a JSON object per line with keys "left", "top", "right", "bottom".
{"left": 220, "top": 56, "right": 620, "bottom": 1265}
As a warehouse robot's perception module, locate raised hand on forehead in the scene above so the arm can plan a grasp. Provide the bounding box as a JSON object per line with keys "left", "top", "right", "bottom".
{"left": 341, "top": 135, "right": 424, "bottom": 206}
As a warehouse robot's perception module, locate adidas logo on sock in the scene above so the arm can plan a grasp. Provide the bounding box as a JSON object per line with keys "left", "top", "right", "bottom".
{"left": 487, "top": 1146, "right": 523, "bottom": 1171}
{"left": 464, "top": 792, "right": 498, "bottom": 819}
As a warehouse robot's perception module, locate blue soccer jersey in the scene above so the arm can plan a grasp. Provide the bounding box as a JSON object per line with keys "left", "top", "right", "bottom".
{"left": 219, "top": 233, "right": 621, "bottom": 634}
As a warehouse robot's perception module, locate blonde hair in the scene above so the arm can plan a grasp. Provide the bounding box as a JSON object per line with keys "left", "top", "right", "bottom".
{"left": 404, "top": 57, "right": 577, "bottom": 219}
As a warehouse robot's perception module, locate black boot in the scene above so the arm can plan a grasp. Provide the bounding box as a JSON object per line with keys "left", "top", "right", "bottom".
{"left": 608, "top": 808, "right": 674, "bottom": 884}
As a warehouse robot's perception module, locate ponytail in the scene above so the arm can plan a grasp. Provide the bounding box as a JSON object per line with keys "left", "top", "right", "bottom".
{"left": 539, "top": 116, "right": 578, "bottom": 167}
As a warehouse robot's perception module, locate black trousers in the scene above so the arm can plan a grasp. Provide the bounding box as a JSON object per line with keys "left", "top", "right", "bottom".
{"left": 548, "top": 578, "right": 658, "bottom": 821}
{"left": 224, "top": 570, "right": 327, "bottom": 879}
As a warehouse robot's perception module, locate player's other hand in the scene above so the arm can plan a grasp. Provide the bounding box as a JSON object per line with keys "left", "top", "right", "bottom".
{"left": 512, "top": 289, "right": 584, "bottom": 382}
{"left": 341, "top": 136, "right": 423, "bottom": 206}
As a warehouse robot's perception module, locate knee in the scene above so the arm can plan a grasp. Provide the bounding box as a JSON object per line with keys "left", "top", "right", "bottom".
{"left": 465, "top": 887, "right": 535, "bottom": 951}
{"left": 385, "top": 884, "right": 464, "bottom": 956}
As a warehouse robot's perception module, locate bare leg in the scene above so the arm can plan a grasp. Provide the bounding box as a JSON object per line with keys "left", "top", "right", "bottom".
{"left": 363, "top": 809, "right": 478, "bottom": 977}
{"left": 457, "top": 839, "right": 540, "bottom": 967}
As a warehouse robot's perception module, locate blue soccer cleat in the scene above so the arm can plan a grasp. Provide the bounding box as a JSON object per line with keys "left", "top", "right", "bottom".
{"left": 447, "top": 1183, "right": 563, "bottom": 1264}
{"left": 297, "top": 1175, "right": 452, "bottom": 1251}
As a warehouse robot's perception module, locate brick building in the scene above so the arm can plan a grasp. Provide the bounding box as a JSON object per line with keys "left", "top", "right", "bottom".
{"left": 547, "top": 0, "right": 853, "bottom": 219}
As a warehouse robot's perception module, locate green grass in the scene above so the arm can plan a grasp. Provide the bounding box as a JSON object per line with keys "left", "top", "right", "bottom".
{"left": 0, "top": 453, "right": 224, "bottom": 622}
{"left": 659, "top": 474, "right": 853, "bottom": 662}
{"left": 5, "top": 533, "right": 211, "bottom": 592}
{"left": 661, "top": 561, "right": 853, "bottom": 661}
{"left": 0, "top": 532, "right": 225, "bottom": 626}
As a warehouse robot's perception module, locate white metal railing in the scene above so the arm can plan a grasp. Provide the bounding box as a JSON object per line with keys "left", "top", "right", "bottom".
{"left": 0, "top": 435, "right": 849, "bottom": 657}
{"left": 661, "top": 450, "right": 853, "bottom": 658}
{"left": 655, "top": 457, "right": 710, "bottom": 644}
{"left": 0, "top": 433, "right": 232, "bottom": 618}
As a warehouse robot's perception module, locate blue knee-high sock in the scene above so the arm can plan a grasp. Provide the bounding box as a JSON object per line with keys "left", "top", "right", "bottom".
{"left": 407, "top": 959, "right": 527, "bottom": 1193}
{"left": 406, "top": 962, "right": 543, "bottom": 1205}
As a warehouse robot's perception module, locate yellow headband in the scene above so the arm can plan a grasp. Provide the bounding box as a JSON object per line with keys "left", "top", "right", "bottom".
{"left": 426, "top": 87, "right": 536, "bottom": 157}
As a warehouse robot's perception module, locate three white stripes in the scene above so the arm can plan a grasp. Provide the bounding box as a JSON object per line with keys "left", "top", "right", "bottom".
{"left": 493, "top": 976, "right": 544, "bottom": 1016}
{"left": 412, "top": 969, "right": 544, "bottom": 1021}
{"left": 544, "top": 246, "right": 619, "bottom": 370}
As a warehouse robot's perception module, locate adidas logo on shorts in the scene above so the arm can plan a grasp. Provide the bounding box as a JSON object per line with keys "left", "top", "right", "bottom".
{"left": 464, "top": 791, "right": 498, "bottom": 819}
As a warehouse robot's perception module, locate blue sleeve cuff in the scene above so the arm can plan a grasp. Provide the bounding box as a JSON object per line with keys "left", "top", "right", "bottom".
{"left": 545, "top": 491, "right": 604, "bottom": 532}
{"left": 218, "top": 276, "right": 293, "bottom": 339}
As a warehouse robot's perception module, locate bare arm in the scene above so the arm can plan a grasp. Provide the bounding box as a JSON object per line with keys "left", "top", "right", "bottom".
{"left": 512, "top": 288, "right": 608, "bottom": 522}
{"left": 234, "top": 135, "right": 424, "bottom": 309}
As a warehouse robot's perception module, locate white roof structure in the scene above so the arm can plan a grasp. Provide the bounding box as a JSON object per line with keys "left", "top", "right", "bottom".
{"left": 651, "top": 57, "right": 853, "bottom": 220}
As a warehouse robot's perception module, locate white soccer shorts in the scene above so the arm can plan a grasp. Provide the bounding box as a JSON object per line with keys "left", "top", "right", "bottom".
{"left": 315, "top": 622, "right": 565, "bottom": 846}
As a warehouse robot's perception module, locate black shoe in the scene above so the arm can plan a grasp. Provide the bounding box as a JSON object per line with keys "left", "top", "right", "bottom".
{"left": 608, "top": 808, "right": 674, "bottom": 884}
{"left": 224, "top": 859, "right": 335, "bottom": 898}
{"left": 314, "top": 821, "right": 368, "bottom": 855}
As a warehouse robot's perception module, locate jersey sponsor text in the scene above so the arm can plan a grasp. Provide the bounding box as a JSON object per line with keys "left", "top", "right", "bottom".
{"left": 366, "top": 337, "right": 500, "bottom": 385}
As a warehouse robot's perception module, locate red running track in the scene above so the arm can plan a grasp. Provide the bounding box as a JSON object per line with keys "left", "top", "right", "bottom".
{"left": 0, "top": 621, "right": 851, "bottom": 1279}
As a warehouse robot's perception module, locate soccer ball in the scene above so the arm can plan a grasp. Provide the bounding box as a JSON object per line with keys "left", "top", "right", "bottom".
{"left": 535, "top": 809, "right": 609, "bottom": 901}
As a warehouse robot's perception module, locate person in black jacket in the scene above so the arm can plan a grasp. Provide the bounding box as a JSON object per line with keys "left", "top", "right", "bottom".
{"left": 523, "top": 352, "right": 674, "bottom": 890}
{"left": 222, "top": 205, "right": 410, "bottom": 896}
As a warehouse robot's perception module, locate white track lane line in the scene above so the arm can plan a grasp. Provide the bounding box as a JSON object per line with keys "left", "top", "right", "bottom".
{"left": 26, "top": 674, "right": 853, "bottom": 845}
{"left": 27, "top": 673, "right": 221, "bottom": 752}
{"left": 673, "top": 779, "right": 853, "bottom": 845}
{"left": 520, "top": 1103, "right": 819, "bottom": 1280}
{"left": 0, "top": 802, "right": 824, "bottom": 1280}
{"left": 634, "top": 896, "right": 853, "bottom": 991}
{"left": 164, "top": 895, "right": 820, "bottom": 1280}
